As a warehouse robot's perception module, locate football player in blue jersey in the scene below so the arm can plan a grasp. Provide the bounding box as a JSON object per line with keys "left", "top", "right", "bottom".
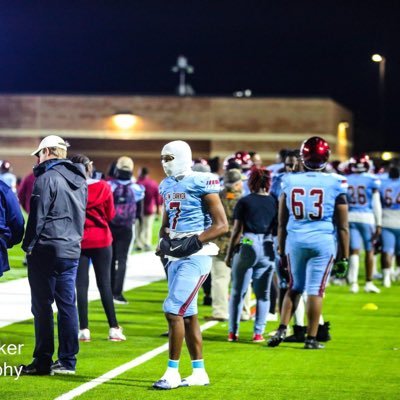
{"left": 379, "top": 165, "right": 400, "bottom": 287}
{"left": 268, "top": 136, "right": 349, "bottom": 349}
{"left": 346, "top": 154, "right": 382, "bottom": 293}
{"left": 153, "top": 140, "right": 228, "bottom": 390}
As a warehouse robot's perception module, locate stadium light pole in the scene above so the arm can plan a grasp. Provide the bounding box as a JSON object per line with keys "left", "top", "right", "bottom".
{"left": 371, "top": 54, "right": 386, "bottom": 141}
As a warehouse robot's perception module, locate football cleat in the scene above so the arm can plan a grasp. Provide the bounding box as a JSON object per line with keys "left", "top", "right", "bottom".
{"left": 267, "top": 328, "right": 286, "bottom": 347}
{"left": 153, "top": 376, "right": 181, "bottom": 390}
{"left": 284, "top": 325, "right": 306, "bottom": 343}
{"left": 304, "top": 338, "right": 325, "bottom": 349}
{"left": 350, "top": 283, "right": 359, "bottom": 293}
{"left": 364, "top": 281, "right": 381, "bottom": 293}
{"left": 180, "top": 371, "right": 210, "bottom": 387}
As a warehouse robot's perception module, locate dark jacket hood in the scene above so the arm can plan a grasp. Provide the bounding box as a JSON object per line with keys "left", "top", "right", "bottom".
{"left": 34, "top": 159, "right": 86, "bottom": 189}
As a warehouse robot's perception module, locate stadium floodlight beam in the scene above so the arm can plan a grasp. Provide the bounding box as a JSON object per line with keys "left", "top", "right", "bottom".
{"left": 171, "top": 55, "right": 195, "bottom": 96}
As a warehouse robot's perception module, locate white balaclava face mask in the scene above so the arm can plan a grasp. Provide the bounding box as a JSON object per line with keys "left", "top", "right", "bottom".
{"left": 161, "top": 140, "right": 192, "bottom": 177}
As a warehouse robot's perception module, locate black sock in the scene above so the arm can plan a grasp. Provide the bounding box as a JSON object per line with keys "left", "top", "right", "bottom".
{"left": 307, "top": 335, "right": 316, "bottom": 341}
{"left": 278, "top": 324, "right": 287, "bottom": 331}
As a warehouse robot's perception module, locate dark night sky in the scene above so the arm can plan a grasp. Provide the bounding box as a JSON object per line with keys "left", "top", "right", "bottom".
{"left": 1, "top": 1, "right": 399, "bottom": 152}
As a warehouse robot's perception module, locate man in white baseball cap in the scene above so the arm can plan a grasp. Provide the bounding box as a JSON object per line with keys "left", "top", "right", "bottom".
{"left": 31, "top": 135, "right": 69, "bottom": 157}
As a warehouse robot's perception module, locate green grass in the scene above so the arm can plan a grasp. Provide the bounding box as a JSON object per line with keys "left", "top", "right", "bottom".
{"left": 0, "top": 277, "right": 399, "bottom": 399}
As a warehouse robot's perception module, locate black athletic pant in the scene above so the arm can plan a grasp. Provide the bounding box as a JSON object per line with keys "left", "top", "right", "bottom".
{"left": 76, "top": 246, "right": 118, "bottom": 329}
{"left": 110, "top": 226, "right": 133, "bottom": 296}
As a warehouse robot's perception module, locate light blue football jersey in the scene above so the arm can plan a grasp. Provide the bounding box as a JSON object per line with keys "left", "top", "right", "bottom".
{"left": 346, "top": 173, "right": 381, "bottom": 212}
{"left": 380, "top": 178, "right": 400, "bottom": 210}
{"left": 270, "top": 172, "right": 285, "bottom": 200}
{"left": 282, "top": 172, "right": 348, "bottom": 240}
{"left": 159, "top": 172, "right": 220, "bottom": 233}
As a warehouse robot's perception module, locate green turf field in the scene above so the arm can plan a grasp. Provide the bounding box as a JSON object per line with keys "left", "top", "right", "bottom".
{"left": 0, "top": 275, "right": 399, "bottom": 399}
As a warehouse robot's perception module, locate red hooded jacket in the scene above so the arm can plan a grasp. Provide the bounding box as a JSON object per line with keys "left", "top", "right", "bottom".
{"left": 81, "top": 179, "right": 115, "bottom": 249}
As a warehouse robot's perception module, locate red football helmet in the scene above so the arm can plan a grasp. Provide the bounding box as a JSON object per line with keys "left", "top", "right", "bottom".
{"left": 300, "top": 136, "right": 331, "bottom": 171}
{"left": 223, "top": 151, "right": 252, "bottom": 170}
{"left": 348, "top": 154, "right": 370, "bottom": 173}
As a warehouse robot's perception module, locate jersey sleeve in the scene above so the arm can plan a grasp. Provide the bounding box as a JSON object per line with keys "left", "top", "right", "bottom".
{"left": 334, "top": 174, "right": 348, "bottom": 197}
{"left": 281, "top": 174, "right": 290, "bottom": 196}
{"left": 194, "top": 172, "right": 221, "bottom": 196}
{"left": 371, "top": 176, "right": 381, "bottom": 190}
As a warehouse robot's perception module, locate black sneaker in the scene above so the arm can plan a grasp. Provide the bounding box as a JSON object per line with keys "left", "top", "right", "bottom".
{"left": 267, "top": 328, "right": 287, "bottom": 347}
{"left": 316, "top": 322, "right": 331, "bottom": 342}
{"left": 51, "top": 360, "right": 76, "bottom": 375}
{"left": 304, "top": 338, "right": 325, "bottom": 349}
{"left": 113, "top": 295, "right": 129, "bottom": 305}
{"left": 20, "top": 362, "right": 51, "bottom": 376}
{"left": 284, "top": 325, "right": 306, "bottom": 343}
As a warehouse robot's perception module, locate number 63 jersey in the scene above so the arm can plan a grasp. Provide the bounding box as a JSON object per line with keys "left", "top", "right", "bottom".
{"left": 281, "top": 172, "right": 348, "bottom": 241}
{"left": 159, "top": 172, "right": 220, "bottom": 235}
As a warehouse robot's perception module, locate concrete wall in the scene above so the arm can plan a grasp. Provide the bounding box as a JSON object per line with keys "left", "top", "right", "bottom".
{"left": 0, "top": 95, "right": 352, "bottom": 182}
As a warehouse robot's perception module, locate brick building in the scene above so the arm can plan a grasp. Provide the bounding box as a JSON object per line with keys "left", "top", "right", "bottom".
{"left": 0, "top": 95, "right": 352, "bottom": 181}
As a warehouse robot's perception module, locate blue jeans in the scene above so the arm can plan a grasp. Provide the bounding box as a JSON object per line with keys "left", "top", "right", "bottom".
{"left": 27, "top": 249, "right": 79, "bottom": 371}
{"left": 229, "top": 233, "right": 274, "bottom": 335}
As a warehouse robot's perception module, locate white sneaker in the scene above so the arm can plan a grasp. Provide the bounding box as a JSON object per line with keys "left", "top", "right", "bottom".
{"left": 109, "top": 326, "right": 126, "bottom": 341}
{"left": 180, "top": 370, "right": 210, "bottom": 387}
{"left": 153, "top": 371, "right": 181, "bottom": 390}
{"left": 383, "top": 270, "right": 391, "bottom": 288}
{"left": 350, "top": 283, "right": 359, "bottom": 293}
{"left": 78, "top": 328, "right": 91, "bottom": 342}
{"left": 364, "top": 281, "right": 381, "bottom": 293}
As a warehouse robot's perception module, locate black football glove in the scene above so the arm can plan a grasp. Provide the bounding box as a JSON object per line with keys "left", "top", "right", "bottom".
{"left": 278, "top": 255, "right": 290, "bottom": 283}
{"left": 332, "top": 258, "right": 349, "bottom": 278}
{"left": 159, "top": 235, "right": 203, "bottom": 258}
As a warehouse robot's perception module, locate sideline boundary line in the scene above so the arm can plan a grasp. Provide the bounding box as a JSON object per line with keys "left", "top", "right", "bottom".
{"left": 54, "top": 320, "right": 218, "bottom": 400}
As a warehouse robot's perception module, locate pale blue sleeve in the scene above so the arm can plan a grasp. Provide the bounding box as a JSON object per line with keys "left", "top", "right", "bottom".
{"left": 194, "top": 173, "right": 221, "bottom": 196}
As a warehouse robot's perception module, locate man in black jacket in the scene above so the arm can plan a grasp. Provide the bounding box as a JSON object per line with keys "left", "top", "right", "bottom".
{"left": 21, "top": 135, "right": 87, "bottom": 375}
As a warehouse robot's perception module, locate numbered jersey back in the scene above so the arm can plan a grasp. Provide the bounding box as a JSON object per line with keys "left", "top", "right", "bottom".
{"left": 159, "top": 172, "right": 220, "bottom": 233}
{"left": 346, "top": 173, "right": 380, "bottom": 212}
{"left": 379, "top": 178, "right": 400, "bottom": 210}
{"left": 282, "top": 172, "right": 347, "bottom": 239}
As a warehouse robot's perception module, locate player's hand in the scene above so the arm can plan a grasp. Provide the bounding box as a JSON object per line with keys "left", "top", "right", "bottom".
{"left": 278, "top": 255, "right": 290, "bottom": 283}
{"left": 332, "top": 258, "right": 349, "bottom": 278}
{"left": 373, "top": 226, "right": 382, "bottom": 244}
{"left": 159, "top": 235, "right": 203, "bottom": 258}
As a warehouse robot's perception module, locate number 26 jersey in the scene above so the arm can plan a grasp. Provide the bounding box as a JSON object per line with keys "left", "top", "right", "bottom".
{"left": 159, "top": 172, "right": 220, "bottom": 234}
{"left": 282, "top": 172, "right": 348, "bottom": 241}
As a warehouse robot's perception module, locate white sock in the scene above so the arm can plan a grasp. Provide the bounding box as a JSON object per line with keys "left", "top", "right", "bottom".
{"left": 319, "top": 315, "right": 324, "bottom": 325}
{"left": 294, "top": 295, "right": 305, "bottom": 326}
{"left": 349, "top": 255, "right": 359, "bottom": 284}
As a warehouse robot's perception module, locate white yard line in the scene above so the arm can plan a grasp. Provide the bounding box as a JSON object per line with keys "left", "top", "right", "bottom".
{"left": 54, "top": 321, "right": 218, "bottom": 400}
{"left": 0, "top": 252, "right": 166, "bottom": 328}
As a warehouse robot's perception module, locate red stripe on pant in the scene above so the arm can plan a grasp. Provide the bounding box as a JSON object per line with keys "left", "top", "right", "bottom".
{"left": 287, "top": 254, "right": 293, "bottom": 289}
{"left": 178, "top": 274, "right": 209, "bottom": 316}
{"left": 318, "top": 255, "right": 334, "bottom": 297}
